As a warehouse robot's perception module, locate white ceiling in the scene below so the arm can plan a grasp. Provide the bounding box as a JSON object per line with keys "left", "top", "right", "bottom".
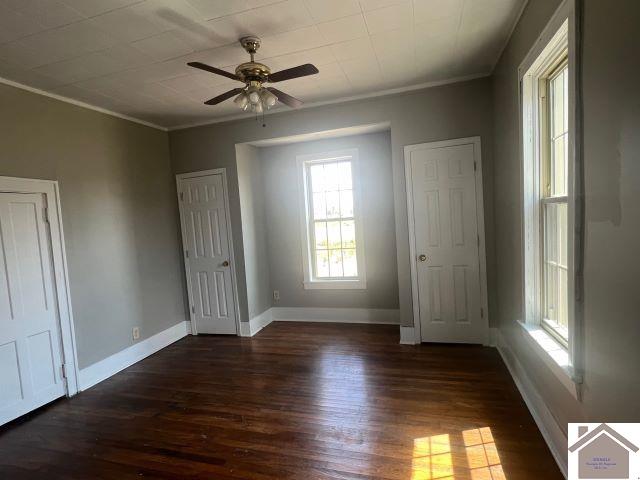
{"left": 0, "top": 0, "right": 525, "bottom": 129}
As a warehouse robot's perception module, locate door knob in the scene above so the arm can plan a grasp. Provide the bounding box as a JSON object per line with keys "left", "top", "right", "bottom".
{"left": 418, "top": 254, "right": 427, "bottom": 262}
{"left": 222, "top": 261, "right": 229, "bottom": 267}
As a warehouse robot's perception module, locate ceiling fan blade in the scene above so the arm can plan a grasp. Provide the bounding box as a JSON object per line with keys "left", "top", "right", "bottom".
{"left": 204, "top": 88, "right": 244, "bottom": 105}
{"left": 266, "top": 87, "right": 303, "bottom": 108}
{"left": 268, "top": 63, "right": 319, "bottom": 83}
{"left": 187, "top": 61, "right": 240, "bottom": 81}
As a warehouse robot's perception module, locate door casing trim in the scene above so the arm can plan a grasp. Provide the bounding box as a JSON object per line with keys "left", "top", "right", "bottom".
{"left": 176, "top": 169, "right": 241, "bottom": 336}
{"left": 0, "top": 176, "right": 80, "bottom": 397}
{"left": 403, "top": 136, "right": 489, "bottom": 344}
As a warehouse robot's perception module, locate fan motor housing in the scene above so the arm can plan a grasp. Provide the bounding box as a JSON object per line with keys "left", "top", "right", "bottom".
{"left": 235, "top": 62, "right": 271, "bottom": 83}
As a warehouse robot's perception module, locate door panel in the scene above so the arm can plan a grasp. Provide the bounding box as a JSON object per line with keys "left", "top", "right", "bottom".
{"left": 180, "top": 175, "right": 237, "bottom": 335}
{"left": 410, "top": 143, "right": 485, "bottom": 343}
{"left": 0, "top": 193, "right": 65, "bottom": 425}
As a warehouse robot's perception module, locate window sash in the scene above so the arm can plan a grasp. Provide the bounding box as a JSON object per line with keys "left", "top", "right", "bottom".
{"left": 540, "top": 199, "right": 569, "bottom": 346}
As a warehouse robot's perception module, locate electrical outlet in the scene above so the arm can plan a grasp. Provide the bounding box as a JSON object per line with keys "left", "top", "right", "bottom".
{"left": 273, "top": 290, "right": 280, "bottom": 301}
{"left": 132, "top": 327, "right": 140, "bottom": 340}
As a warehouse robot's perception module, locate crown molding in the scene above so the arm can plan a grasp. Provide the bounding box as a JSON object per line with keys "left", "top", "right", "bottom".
{"left": 166, "top": 72, "right": 492, "bottom": 131}
{"left": 0, "top": 71, "right": 491, "bottom": 134}
{"left": 0, "top": 76, "right": 168, "bottom": 132}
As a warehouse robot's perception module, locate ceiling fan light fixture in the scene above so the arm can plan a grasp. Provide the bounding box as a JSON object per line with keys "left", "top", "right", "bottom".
{"left": 260, "top": 88, "right": 277, "bottom": 109}
{"left": 233, "top": 91, "right": 249, "bottom": 109}
{"left": 247, "top": 85, "right": 261, "bottom": 104}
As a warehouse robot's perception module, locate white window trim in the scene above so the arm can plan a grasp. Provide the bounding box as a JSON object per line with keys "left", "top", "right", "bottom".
{"left": 519, "top": 0, "right": 583, "bottom": 399}
{"left": 297, "top": 148, "right": 367, "bottom": 290}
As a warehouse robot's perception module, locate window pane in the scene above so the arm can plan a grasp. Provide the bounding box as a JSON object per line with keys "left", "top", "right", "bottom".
{"left": 327, "top": 221, "right": 342, "bottom": 249}
{"left": 544, "top": 203, "right": 557, "bottom": 264}
{"left": 312, "top": 192, "right": 326, "bottom": 220}
{"left": 341, "top": 220, "right": 356, "bottom": 248}
{"left": 329, "top": 250, "right": 343, "bottom": 277}
{"left": 315, "top": 250, "right": 329, "bottom": 277}
{"left": 343, "top": 249, "right": 357, "bottom": 277}
{"left": 338, "top": 162, "right": 352, "bottom": 190}
{"left": 563, "top": 69, "right": 569, "bottom": 132}
{"left": 324, "top": 162, "right": 340, "bottom": 191}
{"left": 340, "top": 190, "right": 353, "bottom": 217}
{"left": 314, "top": 222, "right": 327, "bottom": 249}
{"left": 326, "top": 191, "right": 340, "bottom": 218}
{"left": 552, "top": 135, "right": 566, "bottom": 196}
{"left": 558, "top": 203, "right": 567, "bottom": 266}
{"left": 552, "top": 70, "right": 565, "bottom": 137}
{"left": 545, "top": 261, "right": 558, "bottom": 321}
{"left": 310, "top": 164, "right": 326, "bottom": 192}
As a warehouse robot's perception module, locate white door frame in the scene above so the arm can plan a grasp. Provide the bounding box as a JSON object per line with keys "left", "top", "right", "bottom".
{"left": 0, "top": 176, "right": 80, "bottom": 396}
{"left": 175, "top": 168, "right": 241, "bottom": 336}
{"left": 404, "top": 136, "right": 489, "bottom": 344}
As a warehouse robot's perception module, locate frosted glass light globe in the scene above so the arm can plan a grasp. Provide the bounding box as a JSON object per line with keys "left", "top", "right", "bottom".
{"left": 233, "top": 91, "right": 248, "bottom": 109}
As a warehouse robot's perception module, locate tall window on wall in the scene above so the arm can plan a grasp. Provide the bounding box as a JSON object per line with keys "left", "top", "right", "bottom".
{"left": 520, "top": 8, "right": 580, "bottom": 392}
{"left": 298, "top": 149, "right": 366, "bottom": 289}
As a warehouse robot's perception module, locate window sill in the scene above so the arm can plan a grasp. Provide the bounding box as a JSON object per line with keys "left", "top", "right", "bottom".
{"left": 303, "top": 280, "right": 366, "bottom": 290}
{"left": 517, "top": 321, "right": 581, "bottom": 399}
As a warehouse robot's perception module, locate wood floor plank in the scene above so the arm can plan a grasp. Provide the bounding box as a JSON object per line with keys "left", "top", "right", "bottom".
{"left": 0, "top": 322, "right": 563, "bottom": 479}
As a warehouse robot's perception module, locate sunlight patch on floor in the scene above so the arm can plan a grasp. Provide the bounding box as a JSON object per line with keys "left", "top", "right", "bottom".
{"left": 411, "top": 427, "right": 506, "bottom": 480}
{"left": 411, "top": 433, "right": 454, "bottom": 480}
{"left": 463, "top": 427, "right": 506, "bottom": 480}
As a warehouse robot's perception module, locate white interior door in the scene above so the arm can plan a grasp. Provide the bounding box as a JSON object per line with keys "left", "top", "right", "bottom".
{"left": 408, "top": 141, "right": 487, "bottom": 343}
{"left": 0, "top": 193, "right": 66, "bottom": 425}
{"left": 179, "top": 174, "right": 237, "bottom": 334}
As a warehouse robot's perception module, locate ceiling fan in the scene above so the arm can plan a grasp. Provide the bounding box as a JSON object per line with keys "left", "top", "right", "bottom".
{"left": 187, "top": 36, "right": 319, "bottom": 113}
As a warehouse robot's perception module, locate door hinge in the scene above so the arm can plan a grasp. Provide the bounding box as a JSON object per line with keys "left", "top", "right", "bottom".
{"left": 179, "top": 191, "right": 184, "bottom": 201}
{"left": 185, "top": 249, "right": 189, "bottom": 258}
{"left": 477, "top": 235, "right": 480, "bottom": 247}
{"left": 42, "top": 206, "right": 49, "bottom": 224}
{"left": 60, "top": 364, "right": 67, "bottom": 379}
{"left": 191, "top": 305, "right": 196, "bottom": 314}
{"left": 474, "top": 161, "right": 477, "bottom": 172}
{"left": 481, "top": 308, "right": 484, "bottom": 318}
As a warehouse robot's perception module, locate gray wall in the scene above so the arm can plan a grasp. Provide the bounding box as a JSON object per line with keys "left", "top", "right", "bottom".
{"left": 236, "top": 144, "right": 272, "bottom": 320}
{"left": 169, "top": 77, "right": 496, "bottom": 328}
{"left": 0, "top": 83, "right": 185, "bottom": 369}
{"left": 580, "top": 0, "right": 640, "bottom": 419}
{"left": 259, "top": 131, "right": 398, "bottom": 310}
{"left": 492, "top": 0, "right": 640, "bottom": 438}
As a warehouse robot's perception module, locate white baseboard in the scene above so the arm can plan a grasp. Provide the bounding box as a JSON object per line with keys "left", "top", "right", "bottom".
{"left": 497, "top": 329, "right": 568, "bottom": 478}
{"left": 240, "top": 308, "right": 273, "bottom": 337}
{"left": 400, "top": 326, "right": 417, "bottom": 344}
{"left": 79, "top": 321, "right": 191, "bottom": 391}
{"left": 271, "top": 307, "right": 400, "bottom": 324}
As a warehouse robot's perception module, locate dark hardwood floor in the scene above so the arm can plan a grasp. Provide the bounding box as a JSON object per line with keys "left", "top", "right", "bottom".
{"left": 0, "top": 322, "right": 563, "bottom": 479}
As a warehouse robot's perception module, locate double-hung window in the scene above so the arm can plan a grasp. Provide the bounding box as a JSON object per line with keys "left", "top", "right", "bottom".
{"left": 298, "top": 149, "right": 366, "bottom": 289}
{"left": 520, "top": 7, "right": 581, "bottom": 396}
